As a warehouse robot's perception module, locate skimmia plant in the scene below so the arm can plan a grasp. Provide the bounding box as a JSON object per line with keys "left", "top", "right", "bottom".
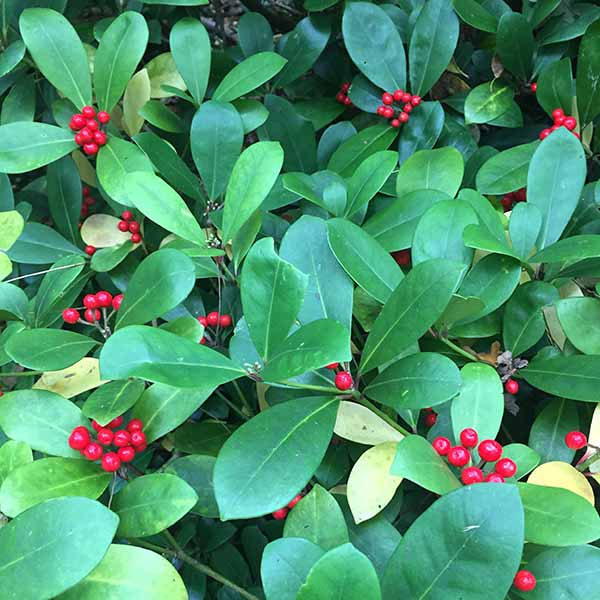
{"left": 0, "top": 0, "right": 600, "bottom": 598}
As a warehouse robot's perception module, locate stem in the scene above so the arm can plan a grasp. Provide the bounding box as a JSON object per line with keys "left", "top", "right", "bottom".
{"left": 4, "top": 262, "right": 86, "bottom": 283}
{"left": 438, "top": 336, "right": 479, "bottom": 362}
{"left": 215, "top": 390, "right": 250, "bottom": 421}
{"left": 353, "top": 392, "right": 411, "bottom": 437}
{"left": 577, "top": 449, "right": 600, "bottom": 473}
{"left": 278, "top": 380, "right": 339, "bottom": 394}
{"left": 131, "top": 538, "right": 260, "bottom": 600}
{"left": 232, "top": 380, "right": 255, "bottom": 416}
{"left": 0, "top": 370, "right": 44, "bottom": 378}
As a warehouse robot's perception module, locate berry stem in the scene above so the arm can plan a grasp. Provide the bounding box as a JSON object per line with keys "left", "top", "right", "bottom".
{"left": 436, "top": 334, "right": 480, "bottom": 363}
{"left": 353, "top": 392, "right": 411, "bottom": 436}
{"left": 4, "top": 261, "right": 86, "bottom": 283}
{"left": 232, "top": 380, "right": 255, "bottom": 417}
{"left": 576, "top": 449, "right": 599, "bottom": 472}
{"left": 0, "top": 370, "right": 45, "bottom": 378}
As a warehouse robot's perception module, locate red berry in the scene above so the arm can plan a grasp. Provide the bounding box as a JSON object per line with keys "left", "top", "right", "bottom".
{"left": 118, "top": 446, "right": 136, "bottom": 462}
{"left": 377, "top": 106, "right": 387, "bottom": 116}
{"left": 97, "top": 111, "right": 111, "bottom": 124}
{"left": 82, "top": 186, "right": 90, "bottom": 196}
{"left": 62, "top": 308, "right": 80, "bottom": 324}
{"left": 399, "top": 112, "right": 410, "bottom": 123}
{"left": 573, "top": 131, "right": 581, "bottom": 139}
{"left": 460, "top": 428, "right": 478, "bottom": 448}
{"left": 93, "top": 131, "right": 107, "bottom": 146}
{"left": 113, "top": 430, "right": 131, "bottom": 448}
{"left": 392, "top": 249, "right": 411, "bottom": 266}
{"left": 206, "top": 311, "right": 220, "bottom": 327}
{"left": 86, "top": 119, "right": 99, "bottom": 132}
{"left": 383, "top": 107, "right": 394, "bottom": 119}
{"left": 563, "top": 117, "right": 577, "bottom": 131}
{"left": 424, "top": 412, "right": 437, "bottom": 427}
{"left": 83, "top": 143, "right": 99, "bottom": 156}
{"left": 79, "top": 128, "right": 93, "bottom": 143}
{"left": 80, "top": 205, "right": 89, "bottom": 217}
{"left": 83, "top": 442, "right": 103, "bottom": 461}
{"left": 565, "top": 430, "right": 587, "bottom": 450}
{"left": 71, "top": 114, "right": 86, "bottom": 129}
{"left": 121, "top": 210, "right": 133, "bottom": 221}
{"left": 85, "top": 245, "right": 96, "bottom": 256}
{"left": 501, "top": 195, "right": 513, "bottom": 210}
{"left": 97, "top": 428, "right": 114, "bottom": 445}
{"left": 410, "top": 95, "right": 422, "bottom": 106}
{"left": 219, "top": 314, "right": 232, "bottom": 327}
{"left": 403, "top": 103, "right": 413, "bottom": 113}
{"left": 390, "top": 119, "right": 401, "bottom": 128}
{"left": 128, "top": 221, "right": 140, "bottom": 234}
{"left": 112, "top": 294, "right": 124, "bottom": 311}
{"left": 83, "top": 294, "right": 98, "bottom": 309}
{"left": 539, "top": 128, "right": 551, "bottom": 140}
{"left": 550, "top": 124, "right": 559, "bottom": 131}
{"left": 130, "top": 430, "right": 146, "bottom": 447}
{"left": 461, "top": 466, "right": 484, "bottom": 485}
{"left": 530, "top": 82, "right": 537, "bottom": 92}
{"left": 513, "top": 570, "right": 536, "bottom": 592}
{"left": 554, "top": 115, "right": 565, "bottom": 126}
{"left": 68, "top": 426, "right": 90, "bottom": 450}
{"left": 95, "top": 291, "right": 113, "bottom": 308}
{"left": 84, "top": 308, "right": 101, "bottom": 323}
{"left": 118, "top": 220, "right": 129, "bottom": 232}
{"left": 131, "top": 233, "right": 142, "bottom": 244}
{"left": 399, "top": 92, "right": 409, "bottom": 103}
{"left": 287, "top": 494, "right": 303, "bottom": 509}
{"left": 478, "top": 439, "right": 502, "bottom": 462}
{"left": 393, "top": 89, "right": 404, "bottom": 102}
{"left": 272, "top": 508, "right": 288, "bottom": 520}
{"left": 84, "top": 195, "right": 95, "bottom": 206}
{"left": 382, "top": 92, "right": 394, "bottom": 105}
{"left": 335, "top": 371, "right": 353, "bottom": 391}
{"left": 197, "top": 316, "right": 208, "bottom": 326}
{"left": 108, "top": 415, "right": 123, "bottom": 429}
{"left": 325, "top": 362, "right": 339, "bottom": 370}
{"left": 515, "top": 188, "right": 527, "bottom": 202}
{"left": 74, "top": 133, "right": 85, "bottom": 145}
{"left": 199, "top": 336, "right": 207, "bottom": 345}
{"left": 432, "top": 436, "right": 451, "bottom": 456}
{"left": 336, "top": 91, "right": 346, "bottom": 103}
{"left": 127, "top": 419, "right": 143, "bottom": 433}
{"left": 340, "top": 83, "right": 350, "bottom": 93}
{"left": 485, "top": 472, "right": 505, "bottom": 483}
{"left": 448, "top": 446, "right": 470, "bottom": 467}
{"left": 505, "top": 379, "right": 519, "bottom": 394}
{"left": 101, "top": 452, "right": 121, "bottom": 472}
{"left": 82, "top": 106, "right": 96, "bottom": 118}
{"left": 551, "top": 108, "right": 564, "bottom": 121}
{"left": 343, "top": 96, "right": 352, "bottom": 107}
{"left": 91, "top": 420, "right": 102, "bottom": 432}
{"left": 495, "top": 457, "right": 517, "bottom": 478}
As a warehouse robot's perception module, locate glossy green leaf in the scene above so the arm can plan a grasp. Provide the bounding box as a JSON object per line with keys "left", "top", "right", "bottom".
{"left": 497, "top": 12, "right": 534, "bottom": 80}
{"left": 537, "top": 58, "right": 573, "bottom": 117}
{"left": 233, "top": 98, "right": 269, "bottom": 133}
{"left": 82, "top": 379, "right": 145, "bottom": 426}
{"left": 0, "top": 282, "right": 27, "bottom": 321}
{"left": 556, "top": 297, "right": 600, "bottom": 354}
{"left": 46, "top": 155, "right": 81, "bottom": 246}
{"left": 509, "top": 202, "right": 542, "bottom": 260}
{"left": 9, "top": 222, "right": 83, "bottom": 265}
{"left": 528, "top": 398, "right": 578, "bottom": 464}
{"left": 214, "top": 396, "right": 338, "bottom": 519}
{"left": 577, "top": 20, "right": 600, "bottom": 125}
{"left": 0, "top": 210, "right": 23, "bottom": 251}
{"left": 465, "top": 82, "right": 514, "bottom": 124}
{"left": 238, "top": 12, "right": 274, "bottom": 57}
{"left": 499, "top": 443, "right": 540, "bottom": 481}
{"left": 452, "top": 0, "right": 498, "bottom": 32}
{"left": 398, "top": 101, "right": 444, "bottom": 165}
{"left": 0, "top": 41, "right": 25, "bottom": 78}
{"left": 0, "top": 441, "right": 32, "bottom": 487}
{"left": 138, "top": 100, "right": 184, "bottom": 133}
{"left": 165, "top": 455, "right": 218, "bottom": 517}
{"left": 531, "top": 235, "right": 600, "bottom": 263}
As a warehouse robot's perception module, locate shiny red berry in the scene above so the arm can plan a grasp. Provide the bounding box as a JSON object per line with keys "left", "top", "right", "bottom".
{"left": 97, "top": 111, "right": 111, "bottom": 124}
{"left": 340, "top": 82, "right": 350, "bottom": 93}
{"left": 336, "top": 91, "right": 346, "bottom": 103}
{"left": 505, "top": 379, "right": 519, "bottom": 394}
{"left": 219, "top": 314, "right": 232, "bottom": 327}
{"left": 554, "top": 115, "right": 565, "bottom": 126}
{"left": 383, "top": 107, "right": 394, "bottom": 119}
{"left": 86, "top": 119, "right": 99, "bottom": 132}
{"left": 83, "top": 442, "right": 103, "bottom": 461}
{"left": 398, "top": 112, "right": 409, "bottom": 123}
{"left": 513, "top": 570, "right": 536, "bottom": 592}
{"left": 85, "top": 245, "right": 96, "bottom": 256}
{"left": 72, "top": 113, "right": 87, "bottom": 129}
{"left": 84, "top": 195, "right": 95, "bottom": 206}
{"left": 563, "top": 117, "right": 577, "bottom": 131}
{"left": 460, "top": 428, "right": 478, "bottom": 448}
{"left": 424, "top": 412, "right": 437, "bottom": 427}
{"left": 118, "top": 220, "right": 129, "bottom": 232}
{"left": 128, "top": 221, "right": 140, "bottom": 234}
{"left": 112, "top": 294, "right": 124, "bottom": 311}
{"left": 495, "top": 457, "right": 517, "bottom": 478}
{"left": 461, "top": 466, "right": 484, "bottom": 485}
{"left": 432, "top": 436, "right": 451, "bottom": 456}
{"left": 101, "top": 452, "right": 121, "bottom": 472}
{"left": 68, "top": 426, "right": 90, "bottom": 450}
{"left": 108, "top": 415, "right": 123, "bottom": 428}
{"left": 382, "top": 92, "right": 394, "bottom": 105}
{"left": 83, "top": 294, "right": 98, "bottom": 309}
{"left": 551, "top": 108, "right": 564, "bottom": 121}
{"left": 113, "top": 430, "right": 131, "bottom": 447}
{"left": 448, "top": 446, "right": 470, "bottom": 467}
{"left": 62, "top": 308, "right": 80, "bottom": 324}
{"left": 118, "top": 446, "right": 136, "bottom": 462}
{"left": 79, "top": 128, "right": 93, "bottom": 143}
{"left": 403, "top": 103, "right": 413, "bottom": 113}
{"left": 393, "top": 89, "right": 404, "bottom": 102}
{"left": 127, "top": 419, "right": 143, "bottom": 433}
{"left": 130, "top": 430, "right": 146, "bottom": 447}
{"left": 84, "top": 308, "right": 101, "bottom": 323}
{"left": 97, "top": 428, "right": 114, "bottom": 445}
{"left": 74, "top": 133, "right": 85, "bottom": 145}
{"left": 343, "top": 96, "right": 352, "bottom": 107}
{"left": 206, "top": 311, "right": 220, "bottom": 327}
{"left": 131, "top": 233, "right": 141, "bottom": 244}
{"left": 485, "top": 472, "right": 505, "bottom": 483}
{"left": 197, "top": 316, "right": 208, "bottom": 326}
{"left": 83, "top": 142, "right": 99, "bottom": 156}
{"left": 400, "top": 92, "right": 410, "bottom": 103}
{"left": 121, "top": 210, "right": 133, "bottom": 221}
{"left": 82, "top": 106, "right": 96, "bottom": 118}
{"left": 391, "top": 119, "right": 400, "bottom": 128}
{"left": 335, "top": 371, "right": 353, "bottom": 391}
{"left": 93, "top": 131, "right": 107, "bottom": 146}
{"left": 410, "top": 95, "right": 421, "bottom": 106}
{"left": 272, "top": 508, "right": 288, "bottom": 520}
{"left": 530, "top": 82, "right": 537, "bottom": 92}
{"left": 95, "top": 291, "right": 113, "bottom": 308}
{"left": 287, "top": 494, "right": 303, "bottom": 509}
{"left": 478, "top": 439, "right": 502, "bottom": 462}
{"left": 565, "top": 431, "right": 587, "bottom": 449}
{"left": 377, "top": 105, "right": 387, "bottom": 116}
{"left": 326, "top": 362, "right": 339, "bottom": 370}
{"left": 91, "top": 420, "right": 102, "bottom": 432}
{"left": 199, "top": 336, "right": 207, "bottom": 345}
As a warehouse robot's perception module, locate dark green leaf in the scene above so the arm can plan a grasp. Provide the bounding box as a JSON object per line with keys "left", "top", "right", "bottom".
{"left": 556, "top": 297, "right": 600, "bottom": 354}
{"left": 0, "top": 282, "right": 27, "bottom": 321}
{"left": 576, "top": 20, "right": 600, "bottom": 125}
{"left": 165, "top": 455, "right": 218, "bottom": 517}
{"left": 138, "top": 100, "right": 185, "bottom": 133}
{"left": 0, "top": 41, "right": 25, "bottom": 78}
{"left": 497, "top": 12, "right": 534, "bottom": 80}
{"left": 398, "top": 101, "right": 445, "bottom": 165}
{"left": 509, "top": 202, "right": 542, "bottom": 260}
{"left": 528, "top": 398, "right": 578, "bottom": 463}
{"left": 452, "top": 0, "right": 498, "bottom": 32}
{"left": 530, "top": 235, "right": 600, "bottom": 263}
{"left": 82, "top": 379, "right": 145, "bottom": 426}
{"left": 537, "top": 58, "right": 573, "bottom": 117}
{"left": 237, "top": 12, "right": 274, "bottom": 57}
{"left": 47, "top": 155, "right": 81, "bottom": 245}
{"left": 465, "top": 82, "right": 514, "bottom": 124}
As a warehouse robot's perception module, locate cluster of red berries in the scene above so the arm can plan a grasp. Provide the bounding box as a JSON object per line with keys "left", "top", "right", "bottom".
{"left": 376, "top": 89, "right": 421, "bottom": 128}
{"left": 433, "top": 428, "right": 517, "bottom": 484}
{"left": 68, "top": 417, "right": 146, "bottom": 472}
{"left": 117, "top": 210, "right": 142, "bottom": 244}
{"left": 391, "top": 249, "right": 411, "bottom": 266}
{"left": 565, "top": 430, "right": 587, "bottom": 449}
{"left": 197, "top": 311, "right": 233, "bottom": 344}
{"left": 504, "top": 378, "right": 519, "bottom": 395}
{"left": 325, "top": 363, "right": 353, "bottom": 391}
{"left": 500, "top": 189, "right": 526, "bottom": 212}
{"left": 62, "top": 290, "right": 123, "bottom": 324}
{"left": 69, "top": 106, "right": 110, "bottom": 156}
{"left": 272, "top": 493, "right": 303, "bottom": 520}
{"left": 539, "top": 108, "right": 580, "bottom": 141}
{"left": 335, "top": 82, "right": 352, "bottom": 107}
{"left": 513, "top": 569, "right": 536, "bottom": 592}
{"left": 80, "top": 186, "right": 95, "bottom": 219}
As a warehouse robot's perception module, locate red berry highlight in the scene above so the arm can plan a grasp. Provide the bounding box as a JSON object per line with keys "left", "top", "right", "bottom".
{"left": 118, "top": 446, "right": 136, "bottom": 462}
{"left": 84, "top": 308, "right": 101, "bottom": 323}
{"left": 382, "top": 92, "right": 394, "bottom": 105}
{"left": 130, "top": 430, "right": 146, "bottom": 448}
{"left": 335, "top": 371, "right": 353, "bottom": 391}
{"left": 101, "top": 452, "right": 121, "bottom": 472}
{"left": 62, "top": 308, "right": 80, "bottom": 324}
{"left": 461, "top": 466, "right": 484, "bottom": 485}
{"left": 565, "top": 430, "right": 587, "bottom": 449}
{"left": 460, "top": 428, "right": 478, "bottom": 448}
{"left": 513, "top": 570, "right": 536, "bottom": 592}
{"left": 112, "top": 294, "right": 124, "bottom": 311}
{"left": 485, "top": 472, "right": 505, "bottom": 483}
{"left": 206, "top": 311, "right": 220, "bottom": 327}
{"left": 68, "top": 426, "right": 90, "bottom": 450}
{"left": 272, "top": 508, "right": 288, "bottom": 520}
{"left": 432, "top": 436, "right": 451, "bottom": 456}
{"left": 113, "top": 430, "right": 131, "bottom": 448}
{"left": 448, "top": 446, "right": 470, "bottom": 467}
{"left": 478, "top": 439, "right": 502, "bottom": 462}
{"left": 118, "top": 220, "right": 129, "bottom": 232}
{"left": 83, "top": 442, "right": 103, "bottom": 461}
{"left": 505, "top": 379, "right": 519, "bottom": 395}
{"left": 287, "top": 494, "right": 303, "bottom": 509}
{"left": 97, "top": 428, "right": 114, "bottom": 445}
{"left": 127, "top": 419, "right": 143, "bottom": 433}
{"left": 219, "top": 314, "right": 232, "bottom": 327}
{"left": 495, "top": 457, "right": 517, "bottom": 478}
{"left": 82, "top": 106, "right": 96, "bottom": 119}
{"left": 85, "top": 245, "right": 96, "bottom": 256}
{"left": 97, "top": 111, "right": 111, "bottom": 124}
{"left": 424, "top": 412, "right": 437, "bottom": 427}
{"left": 95, "top": 291, "right": 112, "bottom": 308}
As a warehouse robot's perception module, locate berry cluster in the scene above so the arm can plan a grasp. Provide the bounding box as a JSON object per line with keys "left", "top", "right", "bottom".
{"left": 433, "top": 428, "right": 517, "bottom": 484}
{"left": 500, "top": 189, "right": 526, "bottom": 212}
{"left": 197, "top": 311, "right": 233, "bottom": 345}
{"left": 565, "top": 430, "right": 587, "bottom": 449}
{"left": 325, "top": 362, "right": 353, "bottom": 391}
{"left": 335, "top": 82, "right": 352, "bottom": 107}
{"left": 513, "top": 569, "right": 536, "bottom": 592}
{"left": 118, "top": 210, "right": 142, "bottom": 244}
{"left": 376, "top": 89, "right": 421, "bottom": 128}
{"left": 68, "top": 417, "right": 146, "bottom": 472}
{"left": 272, "top": 493, "right": 303, "bottom": 520}
{"left": 80, "top": 185, "right": 95, "bottom": 219}
{"left": 69, "top": 106, "right": 110, "bottom": 156}
{"left": 539, "top": 108, "right": 580, "bottom": 141}
{"left": 62, "top": 290, "right": 123, "bottom": 324}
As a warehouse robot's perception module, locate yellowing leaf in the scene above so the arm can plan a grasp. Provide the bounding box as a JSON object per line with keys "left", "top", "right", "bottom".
{"left": 527, "top": 460, "right": 594, "bottom": 505}
{"left": 123, "top": 69, "right": 151, "bottom": 137}
{"left": 71, "top": 150, "right": 97, "bottom": 187}
{"left": 0, "top": 253, "right": 12, "bottom": 280}
{"left": 0, "top": 210, "right": 24, "bottom": 251}
{"left": 146, "top": 53, "right": 186, "bottom": 99}
{"left": 33, "top": 358, "right": 107, "bottom": 398}
{"left": 347, "top": 442, "right": 402, "bottom": 524}
{"left": 334, "top": 401, "right": 404, "bottom": 445}
{"left": 80, "top": 214, "right": 132, "bottom": 248}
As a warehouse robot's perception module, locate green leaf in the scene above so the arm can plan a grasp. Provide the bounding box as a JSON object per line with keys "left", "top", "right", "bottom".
{"left": 170, "top": 17, "right": 210, "bottom": 105}
{"left": 390, "top": 435, "right": 461, "bottom": 494}
{"left": 47, "top": 155, "right": 81, "bottom": 245}
{"left": 115, "top": 249, "right": 195, "bottom": 329}
{"left": 327, "top": 218, "right": 403, "bottom": 304}
{"left": 576, "top": 20, "right": 600, "bottom": 125}
{"left": 82, "top": 379, "right": 145, "bottom": 426}
{"left": 528, "top": 398, "right": 578, "bottom": 463}
{"left": 360, "top": 259, "right": 464, "bottom": 373}
{"left": 0, "top": 282, "right": 27, "bottom": 321}
{"left": 165, "top": 455, "right": 218, "bottom": 517}
{"left": 125, "top": 172, "right": 204, "bottom": 243}
{"left": 0, "top": 441, "right": 32, "bottom": 487}
{"left": 58, "top": 544, "right": 188, "bottom": 600}
{"left": 214, "top": 52, "right": 286, "bottom": 102}
{"left": 518, "top": 483, "right": 600, "bottom": 546}
{"left": 131, "top": 382, "right": 213, "bottom": 443}
{"left": 138, "top": 100, "right": 184, "bottom": 133}
{"left": 284, "top": 484, "right": 349, "bottom": 550}
{"left": 190, "top": 101, "right": 243, "bottom": 201}
{"left": 537, "top": 58, "right": 573, "bottom": 117}
{"left": 0, "top": 122, "right": 76, "bottom": 174}
{"left": 94, "top": 11, "right": 148, "bottom": 112}
{"left": 451, "top": 363, "right": 503, "bottom": 443}
{"left": 396, "top": 147, "right": 464, "bottom": 197}
{"left": 0, "top": 210, "right": 23, "bottom": 251}
{"left": 297, "top": 544, "right": 381, "bottom": 600}
{"left": 214, "top": 396, "right": 338, "bottom": 519}
{"left": 90, "top": 241, "right": 133, "bottom": 273}
{"left": 462, "top": 224, "right": 518, "bottom": 259}
{"left": 465, "top": 82, "right": 514, "bottom": 124}
{"left": 381, "top": 485, "right": 523, "bottom": 600}
{"left": 9, "top": 222, "right": 83, "bottom": 265}
{"left": 527, "top": 128, "right": 587, "bottom": 249}
{"left": 503, "top": 282, "right": 559, "bottom": 356}
{"left": 509, "top": 202, "right": 542, "bottom": 260}
{"left": 238, "top": 12, "right": 274, "bottom": 57}
{"left": 0, "top": 41, "right": 25, "bottom": 78}
{"left": 241, "top": 237, "right": 308, "bottom": 360}
{"left": 343, "top": 2, "right": 405, "bottom": 91}
{"left": 19, "top": 8, "right": 91, "bottom": 108}
{"left": 496, "top": 12, "right": 534, "bottom": 80}
{"left": 410, "top": 0, "right": 459, "bottom": 96}
{"left": 233, "top": 98, "right": 269, "bottom": 133}
{"left": 222, "top": 141, "right": 283, "bottom": 243}
{"left": 398, "top": 101, "right": 445, "bottom": 165}
{"left": 499, "top": 443, "right": 540, "bottom": 480}
{"left": 531, "top": 235, "right": 600, "bottom": 263}
{"left": 100, "top": 325, "right": 245, "bottom": 388}
{"left": 6, "top": 329, "right": 97, "bottom": 371}
{"left": 367, "top": 352, "right": 461, "bottom": 411}
{"left": 556, "top": 297, "right": 600, "bottom": 354}
{"left": 452, "top": 0, "right": 498, "bottom": 32}
{"left": 113, "top": 473, "right": 197, "bottom": 537}
{"left": 0, "top": 457, "right": 111, "bottom": 517}
{"left": 0, "top": 497, "right": 118, "bottom": 600}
